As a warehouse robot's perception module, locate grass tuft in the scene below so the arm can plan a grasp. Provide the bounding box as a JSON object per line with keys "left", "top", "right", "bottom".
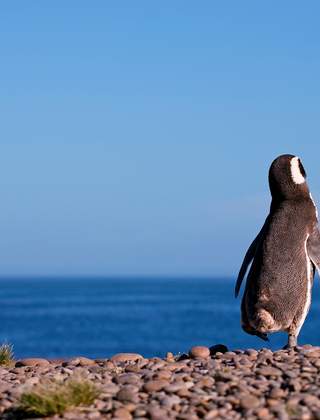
{"left": 0, "top": 343, "right": 15, "bottom": 366}
{"left": 18, "top": 375, "right": 100, "bottom": 417}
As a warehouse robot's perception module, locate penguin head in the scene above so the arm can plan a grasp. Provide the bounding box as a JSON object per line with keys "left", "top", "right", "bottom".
{"left": 269, "top": 154, "right": 309, "bottom": 200}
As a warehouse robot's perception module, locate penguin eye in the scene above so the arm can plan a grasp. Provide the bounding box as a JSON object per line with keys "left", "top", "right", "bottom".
{"left": 298, "top": 160, "right": 306, "bottom": 178}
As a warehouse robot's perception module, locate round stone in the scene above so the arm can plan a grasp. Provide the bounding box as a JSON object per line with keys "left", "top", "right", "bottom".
{"left": 160, "top": 395, "right": 181, "bottom": 408}
{"left": 166, "top": 352, "right": 175, "bottom": 361}
{"left": 111, "top": 353, "right": 143, "bottom": 363}
{"left": 204, "top": 409, "right": 219, "bottom": 419}
{"left": 256, "top": 408, "right": 270, "bottom": 418}
{"left": 147, "top": 406, "right": 168, "bottom": 419}
{"left": 113, "top": 407, "right": 132, "bottom": 420}
{"left": 240, "top": 395, "right": 260, "bottom": 409}
{"left": 209, "top": 344, "right": 228, "bottom": 355}
{"left": 257, "top": 367, "right": 282, "bottom": 377}
{"left": 269, "top": 388, "right": 286, "bottom": 399}
{"left": 116, "top": 386, "right": 139, "bottom": 403}
{"left": 143, "top": 379, "right": 169, "bottom": 393}
{"left": 15, "top": 358, "right": 50, "bottom": 367}
{"left": 189, "top": 346, "right": 210, "bottom": 359}
{"left": 69, "top": 356, "right": 96, "bottom": 366}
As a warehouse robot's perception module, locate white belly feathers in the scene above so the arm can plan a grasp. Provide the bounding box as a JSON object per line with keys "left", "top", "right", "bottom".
{"left": 296, "top": 235, "right": 312, "bottom": 336}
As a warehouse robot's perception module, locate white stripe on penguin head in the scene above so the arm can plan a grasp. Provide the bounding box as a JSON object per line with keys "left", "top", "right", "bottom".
{"left": 290, "top": 157, "right": 305, "bottom": 185}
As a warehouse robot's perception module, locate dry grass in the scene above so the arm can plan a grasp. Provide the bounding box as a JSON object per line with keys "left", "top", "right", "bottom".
{"left": 18, "top": 375, "right": 100, "bottom": 417}
{"left": 0, "top": 343, "right": 14, "bottom": 367}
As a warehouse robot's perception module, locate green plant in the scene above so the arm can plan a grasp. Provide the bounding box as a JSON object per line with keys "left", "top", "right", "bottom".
{"left": 0, "top": 343, "right": 14, "bottom": 366}
{"left": 18, "top": 375, "right": 100, "bottom": 417}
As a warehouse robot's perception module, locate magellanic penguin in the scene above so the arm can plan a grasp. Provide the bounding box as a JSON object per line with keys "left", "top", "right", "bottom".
{"left": 235, "top": 154, "right": 320, "bottom": 348}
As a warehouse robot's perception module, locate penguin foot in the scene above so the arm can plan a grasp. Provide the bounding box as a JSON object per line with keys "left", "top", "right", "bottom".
{"left": 282, "top": 344, "right": 297, "bottom": 351}
{"left": 283, "top": 334, "right": 298, "bottom": 350}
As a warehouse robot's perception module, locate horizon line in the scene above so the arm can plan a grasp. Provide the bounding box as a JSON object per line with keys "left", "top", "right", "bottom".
{"left": 0, "top": 274, "right": 235, "bottom": 280}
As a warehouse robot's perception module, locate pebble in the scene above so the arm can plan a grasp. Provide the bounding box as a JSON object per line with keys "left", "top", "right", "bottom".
{"left": 189, "top": 346, "right": 210, "bottom": 359}
{"left": 256, "top": 407, "right": 270, "bottom": 418}
{"left": 147, "top": 406, "right": 168, "bottom": 419}
{"left": 257, "top": 366, "right": 282, "bottom": 377}
{"left": 113, "top": 407, "right": 133, "bottom": 419}
{"left": 166, "top": 352, "right": 175, "bottom": 362}
{"left": 15, "top": 358, "right": 50, "bottom": 367}
{"left": 117, "top": 385, "right": 140, "bottom": 402}
{"left": 210, "top": 344, "right": 229, "bottom": 355}
{"left": 68, "top": 356, "right": 96, "bottom": 366}
{"left": 2, "top": 344, "right": 320, "bottom": 419}
{"left": 144, "top": 380, "right": 168, "bottom": 393}
{"left": 269, "top": 387, "right": 286, "bottom": 399}
{"left": 240, "top": 394, "right": 261, "bottom": 409}
{"left": 204, "top": 409, "right": 219, "bottom": 419}
{"left": 111, "top": 353, "right": 144, "bottom": 363}
{"left": 160, "top": 395, "right": 180, "bottom": 408}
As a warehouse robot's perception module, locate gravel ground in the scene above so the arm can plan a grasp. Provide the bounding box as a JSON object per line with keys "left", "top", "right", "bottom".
{"left": 1, "top": 344, "right": 320, "bottom": 419}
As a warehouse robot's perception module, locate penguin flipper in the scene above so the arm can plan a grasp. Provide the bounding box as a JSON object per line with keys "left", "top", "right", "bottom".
{"left": 235, "top": 217, "right": 269, "bottom": 298}
{"left": 307, "top": 225, "right": 320, "bottom": 275}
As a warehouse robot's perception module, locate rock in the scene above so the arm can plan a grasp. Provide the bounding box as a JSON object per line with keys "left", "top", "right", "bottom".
{"left": 144, "top": 380, "right": 169, "bottom": 393}
{"left": 113, "top": 407, "right": 133, "bottom": 420}
{"left": 164, "top": 382, "right": 188, "bottom": 393}
{"left": 257, "top": 366, "right": 282, "bottom": 377}
{"left": 24, "top": 377, "right": 40, "bottom": 386}
{"left": 305, "top": 350, "right": 320, "bottom": 358}
{"left": 189, "top": 346, "right": 210, "bottom": 359}
{"left": 165, "top": 362, "right": 187, "bottom": 371}
{"left": 68, "top": 356, "right": 96, "bottom": 366}
{"left": 204, "top": 409, "right": 219, "bottom": 419}
{"left": 134, "top": 407, "right": 147, "bottom": 417}
{"left": 154, "top": 369, "right": 172, "bottom": 380}
{"left": 240, "top": 395, "right": 261, "bottom": 409}
{"left": 147, "top": 406, "right": 168, "bottom": 420}
{"left": 111, "top": 353, "right": 143, "bottom": 363}
{"left": 116, "top": 385, "right": 139, "bottom": 403}
{"left": 50, "top": 358, "right": 66, "bottom": 365}
{"left": 166, "top": 352, "right": 175, "bottom": 362}
{"left": 256, "top": 408, "right": 270, "bottom": 418}
{"left": 269, "top": 387, "right": 286, "bottom": 399}
{"left": 160, "top": 395, "right": 180, "bottom": 408}
{"left": 196, "top": 377, "right": 214, "bottom": 388}
{"left": 266, "top": 398, "right": 282, "bottom": 408}
{"left": 123, "top": 403, "right": 137, "bottom": 413}
{"left": 303, "top": 394, "right": 320, "bottom": 407}
{"left": 15, "top": 358, "right": 50, "bottom": 367}
{"left": 177, "top": 353, "right": 189, "bottom": 361}
{"left": 116, "top": 373, "right": 141, "bottom": 385}
{"left": 116, "top": 386, "right": 139, "bottom": 403}
{"left": 87, "top": 412, "right": 102, "bottom": 419}
{"left": 103, "top": 383, "right": 120, "bottom": 395}
{"left": 209, "top": 344, "right": 228, "bottom": 355}
{"left": 5, "top": 345, "right": 320, "bottom": 419}
{"left": 177, "top": 388, "right": 191, "bottom": 397}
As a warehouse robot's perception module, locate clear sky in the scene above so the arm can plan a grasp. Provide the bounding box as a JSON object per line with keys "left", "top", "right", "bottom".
{"left": 1, "top": 2, "right": 320, "bottom": 276}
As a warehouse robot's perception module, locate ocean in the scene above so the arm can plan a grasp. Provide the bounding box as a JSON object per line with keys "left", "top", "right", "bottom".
{"left": 1, "top": 277, "right": 320, "bottom": 360}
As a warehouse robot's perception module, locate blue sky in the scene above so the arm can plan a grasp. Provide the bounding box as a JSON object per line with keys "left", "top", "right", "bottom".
{"left": 1, "top": 2, "right": 320, "bottom": 276}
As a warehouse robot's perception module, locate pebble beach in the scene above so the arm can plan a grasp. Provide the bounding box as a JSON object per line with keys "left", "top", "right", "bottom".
{"left": 1, "top": 344, "right": 320, "bottom": 419}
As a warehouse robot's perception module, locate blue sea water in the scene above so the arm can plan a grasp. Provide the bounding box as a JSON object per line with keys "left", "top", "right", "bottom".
{"left": 0, "top": 277, "right": 320, "bottom": 360}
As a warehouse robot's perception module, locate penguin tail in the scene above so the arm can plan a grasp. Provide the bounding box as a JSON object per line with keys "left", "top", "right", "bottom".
{"left": 253, "top": 308, "right": 275, "bottom": 333}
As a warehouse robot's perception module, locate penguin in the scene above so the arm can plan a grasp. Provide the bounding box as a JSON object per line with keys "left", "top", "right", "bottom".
{"left": 235, "top": 154, "right": 320, "bottom": 348}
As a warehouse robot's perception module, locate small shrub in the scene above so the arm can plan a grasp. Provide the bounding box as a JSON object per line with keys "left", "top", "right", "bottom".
{"left": 0, "top": 343, "right": 14, "bottom": 366}
{"left": 18, "top": 375, "right": 100, "bottom": 417}
{"left": 66, "top": 377, "right": 100, "bottom": 406}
